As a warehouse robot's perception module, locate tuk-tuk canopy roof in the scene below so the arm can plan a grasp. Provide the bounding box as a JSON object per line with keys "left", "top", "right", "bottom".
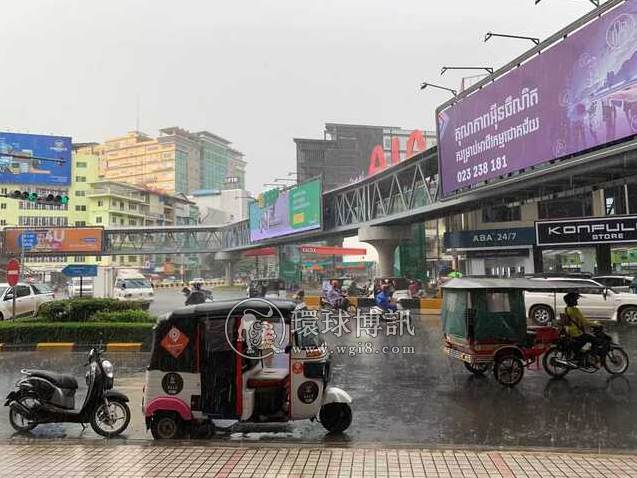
{"left": 442, "top": 277, "right": 603, "bottom": 290}
{"left": 166, "top": 298, "right": 298, "bottom": 322}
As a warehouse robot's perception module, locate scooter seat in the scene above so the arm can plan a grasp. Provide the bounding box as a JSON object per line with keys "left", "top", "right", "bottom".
{"left": 247, "top": 368, "right": 289, "bottom": 389}
{"left": 25, "top": 370, "right": 78, "bottom": 389}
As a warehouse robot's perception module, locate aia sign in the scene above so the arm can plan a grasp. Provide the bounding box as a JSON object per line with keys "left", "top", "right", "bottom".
{"left": 368, "top": 130, "right": 427, "bottom": 176}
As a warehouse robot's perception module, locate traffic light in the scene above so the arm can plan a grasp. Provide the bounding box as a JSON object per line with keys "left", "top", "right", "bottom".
{"left": 7, "top": 190, "right": 69, "bottom": 205}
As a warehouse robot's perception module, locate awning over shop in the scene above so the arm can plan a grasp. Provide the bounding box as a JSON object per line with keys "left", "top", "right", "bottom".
{"left": 300, "top": 245, "right": 367, "bottom": 256}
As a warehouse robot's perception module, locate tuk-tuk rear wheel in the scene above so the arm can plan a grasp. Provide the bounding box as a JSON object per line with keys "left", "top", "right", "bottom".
{"left": 150, "top": 412, "right": 185, "bottom": 440}
{"left": 493, "top": 355, "right": 524, "bottom": 387}
{"left": 463, "top": 361, "right": 491, "bottom": 375}
{"left": 319, "top": 403, "right": 352, "bottom": 434}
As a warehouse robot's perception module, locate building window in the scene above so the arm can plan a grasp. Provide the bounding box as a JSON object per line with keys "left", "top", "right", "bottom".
{"left": 75, "top": 190, "right": 86, "bottom": 197}
{"left": 0, "top": 203, "right": 6, "bottom": 209}
{"left": 95, "top": 255, "right": 102, "bottom": 262}
{"left": 1, "top": 188, "right": 6, "bottom": 195}
{"left": 482, "top": 205, "right": 521, "bottom": 223}
{"left": 74, "top": 256, "right": 86, "bottom": 262}
{"left": 95, "top": 216, "right": 102, "bottom": 224}
{"left": 0, "top": 219, "right": 5, "bottom": 226}
{"left": 76, "top": 162, "right": 87, "bottom": 168}
{"left": 120, "top": 219, "right": 124, "bottom": 225}
{"left": 605, "top": 186, "right": 627, "bottom": 215}
{"left": 129, "top": 219, "right": 137, "bottom": 226}
{"left": 129, "top": 204, "right": 137, "bottom": 210}
{"left": 75, "top": 176, "right": 86, "bottom": 182}
{"left": 97, "top": 200, "right": 103, "bottom": 207}
{"left": 538, "top": 192, "right": 593, "bottom": 219}
{"left": 128, "top": 255, "right": 137, "bottom": 262}
{"left": 75, "top": 205, "right": 87, "bottom": 211}
{"left": 75, "top": 221, "right": 86, "bottom": 226}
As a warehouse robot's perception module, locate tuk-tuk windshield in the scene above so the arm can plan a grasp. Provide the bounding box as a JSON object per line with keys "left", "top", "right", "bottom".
{"left": 441, "top": 289, "right": 469, "bottom": 338}
{"left": 296, "top": 326, "right": 326, "bottom": 349}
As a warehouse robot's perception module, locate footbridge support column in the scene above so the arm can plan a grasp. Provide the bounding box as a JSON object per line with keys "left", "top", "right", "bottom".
{"left": 214, "top": 251, "right": 242, "bottom": 286}
{"left": 358, "top": 226, "right": 412, "bottom": 277}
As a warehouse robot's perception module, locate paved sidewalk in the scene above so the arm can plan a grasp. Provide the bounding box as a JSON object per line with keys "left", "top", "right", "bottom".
{"left": 2, "top": 443, "right": 637, "bottom": 477}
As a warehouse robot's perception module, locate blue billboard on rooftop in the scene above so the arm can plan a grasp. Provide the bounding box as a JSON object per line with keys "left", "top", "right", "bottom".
{"left": 0, "top": 132, "right": 72, "bottom": 186}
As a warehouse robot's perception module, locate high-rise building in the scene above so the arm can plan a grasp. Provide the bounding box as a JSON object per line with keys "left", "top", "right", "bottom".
{"left": 90, "top": 127, "right": 247, "bottom": 194}
{"left": 294, "top": 123, "right": 436, "bottom": 191}
{"left": 188, "top": 189, "right": 251, "bottom": 224}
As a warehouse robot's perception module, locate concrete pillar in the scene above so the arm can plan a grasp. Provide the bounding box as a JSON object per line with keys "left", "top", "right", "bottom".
{"left": 596, "top": 244, "right": 612, "bottom": 275}
{"left": 214, "top": 251, "right": 242, "bottom": 286}
{"left": 358, "top": 225, "right": 412, "bottom": 277}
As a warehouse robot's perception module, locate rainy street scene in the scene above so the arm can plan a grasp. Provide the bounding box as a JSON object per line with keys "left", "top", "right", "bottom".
{"left": 5, "top": 0, "right": 637, "bottom": 476}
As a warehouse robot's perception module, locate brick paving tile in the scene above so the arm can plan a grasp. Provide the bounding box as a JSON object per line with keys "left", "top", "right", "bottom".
{"left": 3, "top": 445, "right": 637, "bottom": 477}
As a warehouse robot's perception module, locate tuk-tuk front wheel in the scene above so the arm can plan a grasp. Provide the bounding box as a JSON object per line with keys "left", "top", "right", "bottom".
{"left": 150, "top": 412, "right": 185, "bottom": 440}
{"left": 319, "top": 403, "right": 352, "bottom": 434}
{"left": 463, "top": 361, "right": 491, "bottom": 375}
{"left": 493, "top": 355, "right": 524, "bottom": 387}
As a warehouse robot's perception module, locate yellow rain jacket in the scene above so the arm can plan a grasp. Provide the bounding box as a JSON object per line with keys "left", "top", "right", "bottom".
{"left": 565, "top": 306, "right": 600, "bottom": 337}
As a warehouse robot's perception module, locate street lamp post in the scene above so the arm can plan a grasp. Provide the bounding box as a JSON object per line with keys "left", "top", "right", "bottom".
{"left": 420, "top": 82, "right": 457, "bottom": 97}
{"left": 535, "top": 0, "right": 599, "bottom": 6}
{"left": 484, "top": 32, "right": 540, "bottom": 45}
{"left": 440, "top": 66, "right": 494, "bottom": 76}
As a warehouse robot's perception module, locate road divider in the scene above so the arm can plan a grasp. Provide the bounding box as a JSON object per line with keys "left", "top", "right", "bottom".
{"left": 0, "top": 342, "right": 146, "bottom": 352}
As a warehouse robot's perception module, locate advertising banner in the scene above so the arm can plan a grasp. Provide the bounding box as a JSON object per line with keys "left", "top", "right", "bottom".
{"left": 249, "top": 179, "right": 322, "bottom": 241}
{"left": 0, "top": 132, "right": 71, "bottom": 186}
{"left": 2, "top": 227, "right": 104, "bottom": 255}
{"left": 437, "top": 1, "right": 637, "bottom": 197}
{"left": 536, "top": 216, "right": 637, "bottom": 246}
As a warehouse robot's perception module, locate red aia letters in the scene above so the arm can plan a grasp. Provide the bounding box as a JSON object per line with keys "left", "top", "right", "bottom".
{"left": 368, "top": 130, "right": 427, "bottom": 176}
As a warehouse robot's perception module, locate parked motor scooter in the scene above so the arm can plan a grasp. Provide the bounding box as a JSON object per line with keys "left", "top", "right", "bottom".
{"left": 4, "top": 348, "right": 131, "bottom": 438}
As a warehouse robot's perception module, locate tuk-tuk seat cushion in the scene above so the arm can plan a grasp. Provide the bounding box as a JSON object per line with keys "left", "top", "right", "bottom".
{"left": 247, "top": 368, "right": 289, "bottom": 389}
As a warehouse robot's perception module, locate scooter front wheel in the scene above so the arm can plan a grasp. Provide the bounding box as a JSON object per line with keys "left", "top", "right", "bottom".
{"left": 9, "top": 396, "right": 37, "bottom": 432}
{"left": 91, "top": 399, "right": 131, "bottom": 438}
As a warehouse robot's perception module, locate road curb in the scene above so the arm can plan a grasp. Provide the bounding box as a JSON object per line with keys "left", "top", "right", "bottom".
{"left": 0, "top": 342, "right": 148, "bottom": 352}
{"left": 36, "top": 342, "right": 74, "bottom": 352}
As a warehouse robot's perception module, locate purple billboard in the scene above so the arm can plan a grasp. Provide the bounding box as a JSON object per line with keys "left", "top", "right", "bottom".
{"left": 438, "top": 0, "right": 637, "bottom": 198}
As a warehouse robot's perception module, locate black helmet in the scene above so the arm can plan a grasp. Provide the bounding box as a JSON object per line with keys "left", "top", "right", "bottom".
{"left": 563, "top": 291, "right": 581, "bottom": 306}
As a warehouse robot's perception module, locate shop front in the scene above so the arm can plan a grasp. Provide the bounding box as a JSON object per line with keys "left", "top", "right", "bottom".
{"left": 535, "top": 215, "right": 637, "bottom": 275}
{"left": 443, "top": 227, "right": 536, "bottom": 277}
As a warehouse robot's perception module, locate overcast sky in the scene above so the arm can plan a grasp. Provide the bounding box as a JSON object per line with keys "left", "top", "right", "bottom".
{"left": 0, "top": 0, "right": 595, "bottom": 193}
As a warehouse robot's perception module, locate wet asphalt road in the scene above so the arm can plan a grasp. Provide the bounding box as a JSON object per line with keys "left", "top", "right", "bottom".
{"left": 0, "top": 311, "right": 637, "bottom": 451}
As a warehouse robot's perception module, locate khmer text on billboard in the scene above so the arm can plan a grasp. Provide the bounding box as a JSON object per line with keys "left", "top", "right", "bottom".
{"left": 437, "top": 0, "right": 637, "bottom": 197}
{"left": 0, "top": 132, "right": 72, "bottom": 186}
{"left": 249, "top": 179, "right": 322, "bottom": 241}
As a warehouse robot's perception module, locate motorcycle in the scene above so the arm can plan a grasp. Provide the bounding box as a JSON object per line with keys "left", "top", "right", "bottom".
{"left": 320, "top": 291, "right": 357, "bottom": 316}
{"left": 4, "top": 348, "right": 131, "bottom": 438}
{"left": 182, "top": 287, "right": 214, "bottom": 305}
{"left": 543, "top": 326, "right": 629, "bottom": 378}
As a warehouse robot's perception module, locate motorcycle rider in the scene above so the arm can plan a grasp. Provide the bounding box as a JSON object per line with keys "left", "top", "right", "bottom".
{"left": 185, "top": 280, "right": 208, "bottom": 305}
{"left": 563, "top": 291, "right": 600, "bottom": 364}
{"left": 376, "top": 284, "right": 397, "bottom": 312}
{"left": 325, "top": 280, "right": 344, "bottom": 309}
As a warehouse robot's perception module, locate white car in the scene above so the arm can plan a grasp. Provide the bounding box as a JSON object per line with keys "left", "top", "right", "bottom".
{"left": 593, "top": 275, "right": 635, "bottom": 293}
{"left": 525, "top": 277, "right": 637, "bottom": 326}
{"left": 0, "top": 282, "right": 55, "bottom": 320}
